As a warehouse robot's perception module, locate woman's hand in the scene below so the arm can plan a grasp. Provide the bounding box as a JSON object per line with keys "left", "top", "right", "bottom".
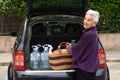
{"left": 65, "top": 42, "right": 71, "bottom": 49}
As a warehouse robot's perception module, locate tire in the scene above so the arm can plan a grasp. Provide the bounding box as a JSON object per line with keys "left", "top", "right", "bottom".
{"left": 8, "top": 62, "right": 13, "bottom": 80}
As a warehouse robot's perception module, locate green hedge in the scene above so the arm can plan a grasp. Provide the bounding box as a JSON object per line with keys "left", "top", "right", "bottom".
{"left": 0, "top": 0, "right": 120, "bottom": 33}
{"left": 89, "top": 0, "right": 120, "bottom": 33}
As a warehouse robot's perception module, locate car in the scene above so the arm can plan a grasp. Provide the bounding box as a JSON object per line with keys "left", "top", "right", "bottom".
{"left": 8, "top": 0, "right": 110, "bottom": 80}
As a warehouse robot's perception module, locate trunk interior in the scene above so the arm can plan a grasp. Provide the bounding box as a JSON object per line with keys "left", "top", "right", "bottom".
{"left": 29, "top": 20, "right": 83, "bottom": 70}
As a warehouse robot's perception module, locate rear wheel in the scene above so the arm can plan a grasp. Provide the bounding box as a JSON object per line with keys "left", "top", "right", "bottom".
{"left": 8, "top": 63, "right": 13, "bottom": 80}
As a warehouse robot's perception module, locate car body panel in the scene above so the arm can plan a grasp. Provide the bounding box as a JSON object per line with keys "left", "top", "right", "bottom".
{"left": 8, "top": 63, "right": 109, "bottom": 80}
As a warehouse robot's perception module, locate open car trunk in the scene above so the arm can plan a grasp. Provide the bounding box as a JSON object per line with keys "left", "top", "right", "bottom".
{"left": 28, "top": 15, "right": 84, "bottom": 70}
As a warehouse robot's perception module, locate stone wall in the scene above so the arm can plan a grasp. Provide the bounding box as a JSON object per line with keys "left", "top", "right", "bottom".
{"left": 0, "top": 33, "right": 120, "bottom": 53}
{"left": 99, "top": 33, "right": 120, "bottom": 50}
{"left": 0, "top": 36, "right": 16, "bottom": 53}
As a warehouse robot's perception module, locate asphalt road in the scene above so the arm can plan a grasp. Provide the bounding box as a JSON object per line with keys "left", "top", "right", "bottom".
{"left": 0, "top": 62, "right": 120, "bottom": 80}
{"left": 107, "top": 62, "right": 120, "bottom": 80}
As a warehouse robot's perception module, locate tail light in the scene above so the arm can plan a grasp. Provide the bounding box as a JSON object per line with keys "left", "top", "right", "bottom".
{"left": 98, "top": 49, "right": 106, "bottom": 69}
{"left": 13, "top": 51, "right": 25, "bottom": 71}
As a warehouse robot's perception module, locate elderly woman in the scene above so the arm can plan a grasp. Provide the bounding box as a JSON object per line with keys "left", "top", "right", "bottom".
{"left": 66, "top": 10, "right": 100, "bottom": 80}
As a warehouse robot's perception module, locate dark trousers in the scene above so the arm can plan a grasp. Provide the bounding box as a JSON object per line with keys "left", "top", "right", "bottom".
{"left": 73, "top": 69, "right": 96, "bottom": 80}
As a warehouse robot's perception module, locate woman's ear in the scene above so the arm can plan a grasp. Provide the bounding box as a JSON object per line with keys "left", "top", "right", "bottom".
{"left": 93, "top": 22, "right": 97, "bottom": 27}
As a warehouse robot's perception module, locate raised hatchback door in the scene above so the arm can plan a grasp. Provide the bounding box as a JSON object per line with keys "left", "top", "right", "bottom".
{"left": 26, "top": 0, "right": 88, "bottom": 17}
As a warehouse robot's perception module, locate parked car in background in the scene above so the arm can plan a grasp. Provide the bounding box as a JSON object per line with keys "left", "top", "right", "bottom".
{"left": 8, "top": 0, "right": 110, "bottom": 80}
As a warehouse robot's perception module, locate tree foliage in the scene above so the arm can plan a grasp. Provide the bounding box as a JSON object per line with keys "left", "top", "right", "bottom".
{"left": 0, "top": 0, "right": 26, "bottom": 17}
{"left": 0, "top": 0, "right": 120, "bottom": 32}
{"left": 89, "top": 0, "right": 120, "bottom": 32}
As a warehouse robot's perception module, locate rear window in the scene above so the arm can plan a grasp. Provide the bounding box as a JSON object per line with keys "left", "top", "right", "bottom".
{"left": 32, "top": 0, "right": 83, "bottom": 9}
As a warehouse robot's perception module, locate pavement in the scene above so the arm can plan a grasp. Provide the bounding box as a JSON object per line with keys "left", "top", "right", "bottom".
{"left": 0, "top": 50, "right": 120, "bottom": 66}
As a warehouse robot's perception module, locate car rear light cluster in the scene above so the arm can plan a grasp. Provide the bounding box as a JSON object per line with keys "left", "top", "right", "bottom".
{"left": 98, "top": 49, "right": 106, "bottom": 69}
{"left": 13, "top": 51, "right": 25, "bottom": 71}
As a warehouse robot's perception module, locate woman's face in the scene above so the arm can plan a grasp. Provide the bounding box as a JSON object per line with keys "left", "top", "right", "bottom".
{"left": 83, "top": 14, "right": 96, "bottom": 29}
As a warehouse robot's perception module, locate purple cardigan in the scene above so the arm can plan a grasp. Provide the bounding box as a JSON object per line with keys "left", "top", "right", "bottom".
{"left": 68, "top": 27, "right": 99, "bottom": 73}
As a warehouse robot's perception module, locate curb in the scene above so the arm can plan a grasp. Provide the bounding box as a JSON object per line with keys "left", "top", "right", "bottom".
{"left": 0, "top": 62, "right": 10, "bottom": 66}
{"left": 107, "top": 59, "right": 120, "bottom": 62}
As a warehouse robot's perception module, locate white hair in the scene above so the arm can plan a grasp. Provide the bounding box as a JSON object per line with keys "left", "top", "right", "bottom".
{"left": 86, "top": 9, "right": 100, "bottom": 23}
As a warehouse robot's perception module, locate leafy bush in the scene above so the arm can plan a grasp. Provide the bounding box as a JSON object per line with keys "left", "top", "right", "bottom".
{"left": 89, "top": 0, "right": 120, "bottom": 33}
{"left": 0, "top": 0, "right": 120, "bottom": 32}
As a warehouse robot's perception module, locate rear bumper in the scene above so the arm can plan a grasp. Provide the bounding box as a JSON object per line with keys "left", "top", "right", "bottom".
{"left": 13, "top": 69, "right": 108, "bottom": 80}
{"left": 95, "top": 69, "right": 107, "bottom": 80}
{"left": 13, "top": 70, "right": 75, "bottom": 80}
{"left": 96, "top": 76, "right": 106, "bottom": 80}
